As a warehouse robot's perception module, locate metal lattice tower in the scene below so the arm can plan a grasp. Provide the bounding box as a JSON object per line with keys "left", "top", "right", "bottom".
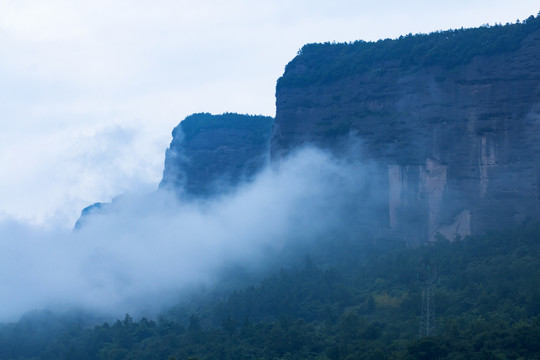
{"left": 419, "top": 260, "right": 437, "bottom": 337}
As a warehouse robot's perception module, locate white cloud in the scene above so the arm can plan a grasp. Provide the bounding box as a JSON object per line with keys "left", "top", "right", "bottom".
{"left": 0, "top": 147, "right": 381, "bottom": 321}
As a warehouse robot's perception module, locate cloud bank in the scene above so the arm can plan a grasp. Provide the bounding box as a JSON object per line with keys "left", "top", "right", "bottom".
{"left": 0, "top": 147, "right": 383, "bottom": 322}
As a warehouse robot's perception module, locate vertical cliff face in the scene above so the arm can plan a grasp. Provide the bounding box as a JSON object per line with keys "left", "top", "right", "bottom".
{"left": 160, "top": 113, "right": 274, "bottom": 197}
{"left": 273, "top": 19, "right": 540, "bottom": 242}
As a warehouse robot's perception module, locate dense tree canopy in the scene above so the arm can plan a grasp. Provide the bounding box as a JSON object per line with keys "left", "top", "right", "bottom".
{"left": 1, "top": 221, "right": 540, "bottom": 359}
{"left": 277, "top": 14, "right": 540, "bottom": 89}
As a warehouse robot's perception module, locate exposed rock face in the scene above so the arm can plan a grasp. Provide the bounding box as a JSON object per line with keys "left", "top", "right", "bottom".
{"left": 160, "top": 113, "right": 274, "bottom": 196}
{"left": 74, "top": 202, "right": 106, "bottom": 230}
{"left": 272, "top": 24, "right": 540, "bottom": 242}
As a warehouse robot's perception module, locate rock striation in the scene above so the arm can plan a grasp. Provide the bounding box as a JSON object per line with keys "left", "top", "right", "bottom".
{"left": 272, "top": 17, "right": 540, "bottom": 242}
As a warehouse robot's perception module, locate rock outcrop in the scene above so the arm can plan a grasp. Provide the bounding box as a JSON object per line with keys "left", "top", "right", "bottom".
{"left": 160, "top": 113, "right": 274, "bottom": 196}
{"left": 272, "top": 17, "right": 540, "bottom": 242}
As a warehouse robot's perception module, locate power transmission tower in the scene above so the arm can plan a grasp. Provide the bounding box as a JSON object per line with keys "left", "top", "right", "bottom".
{"left": 419, "top": 260, "right": 437, "bottom": 337}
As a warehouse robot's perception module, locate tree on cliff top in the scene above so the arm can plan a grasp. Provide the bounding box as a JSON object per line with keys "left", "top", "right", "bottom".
{"left": 278, "top": 14, "right": 540, "bottom": 88}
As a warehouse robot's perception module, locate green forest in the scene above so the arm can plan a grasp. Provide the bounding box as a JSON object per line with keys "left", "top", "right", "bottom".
{"left": 1, "top": 221, "right": 540, "bottom": 359}
{"left": 277, "top": 13, "right": 540, "bottom": 89}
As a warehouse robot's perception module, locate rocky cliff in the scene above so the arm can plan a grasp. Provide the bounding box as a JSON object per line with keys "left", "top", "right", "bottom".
{"left": 160, "top": 113, "right": 274, "bottom": 196}
{"left": 75, "top": 113, "right": 273, "bottom": 228}
{"left": 272, "top": 17, "right": 540, "bottom": 242}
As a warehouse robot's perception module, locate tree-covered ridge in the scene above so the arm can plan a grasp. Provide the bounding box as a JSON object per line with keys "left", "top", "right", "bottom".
{"left": 2, "top": 222, "right": 540, "bottom": 359}
{"left": 277, "top": 13, "right": 540, "bottom": 89}
{"left": 170, "top": 113, "right": 273, "bottom": 145}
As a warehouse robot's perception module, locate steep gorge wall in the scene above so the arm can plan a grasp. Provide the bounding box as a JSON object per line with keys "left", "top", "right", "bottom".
{"left": 272, "top": 24, "right": 540, "bottom": 242}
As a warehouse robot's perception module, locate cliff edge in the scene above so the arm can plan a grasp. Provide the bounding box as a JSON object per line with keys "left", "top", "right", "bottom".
{"left": 160, "top": 113, "right": 274, "bottom": 196}
{"left": 272, "top": 16, "right": 540, "bottom": 242}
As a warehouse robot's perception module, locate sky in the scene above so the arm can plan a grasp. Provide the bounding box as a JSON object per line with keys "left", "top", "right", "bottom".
{"left": 0, "top": 0, "right": 538, "bottom": 227}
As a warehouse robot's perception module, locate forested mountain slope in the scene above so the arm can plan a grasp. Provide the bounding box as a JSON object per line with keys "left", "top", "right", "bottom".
{"left": 2, "top": 222, "right": 540, "bottom": 359}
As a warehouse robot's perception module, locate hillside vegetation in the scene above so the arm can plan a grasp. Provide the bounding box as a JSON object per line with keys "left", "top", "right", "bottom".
{"left": 2, "top": 222, "right": 540, "bottom": 359}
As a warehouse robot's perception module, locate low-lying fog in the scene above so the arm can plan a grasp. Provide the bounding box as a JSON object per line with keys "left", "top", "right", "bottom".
{"left": 0, "top": 146, "right": 384, "bottom": 322}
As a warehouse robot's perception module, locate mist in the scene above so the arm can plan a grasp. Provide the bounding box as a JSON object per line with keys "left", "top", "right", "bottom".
{"left": 0, "top": 146, "right": 384, "bottom": 322}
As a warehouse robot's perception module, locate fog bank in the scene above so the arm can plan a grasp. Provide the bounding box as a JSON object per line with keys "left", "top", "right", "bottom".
{"left": 0, "top": 147, "right": 383, "bottom": 322}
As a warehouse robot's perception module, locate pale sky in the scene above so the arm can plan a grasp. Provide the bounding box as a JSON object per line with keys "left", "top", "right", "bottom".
{"left": 0, "top": 0, "right": 538, "bottom": 227}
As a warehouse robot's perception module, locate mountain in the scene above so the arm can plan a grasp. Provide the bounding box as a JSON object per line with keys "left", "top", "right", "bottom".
{"left": 159, "top": 113, "right": 274, "bottom": 197}
{"left": 73, "top": 202, "right": 106, "bottom": 230}
{"left": 74, "top": 113, "right": 273, "bottom": 228}
{"left": 272, "top": 15, "right": 540, "bottom": 242}
{"left": 19, "top": 14, "right": 540, "bottom": 360}
{"left": 77, "top": 17, "right": 540, "bottom": 243}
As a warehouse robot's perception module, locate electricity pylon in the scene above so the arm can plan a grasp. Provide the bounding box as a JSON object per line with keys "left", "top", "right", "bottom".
{"left": 419, "top": 260, "right": 437, "bottom": 337}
